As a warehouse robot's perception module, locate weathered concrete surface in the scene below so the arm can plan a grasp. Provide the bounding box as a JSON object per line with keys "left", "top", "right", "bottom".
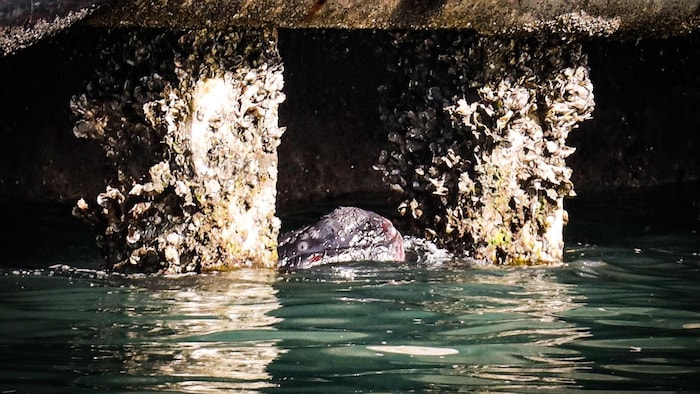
{"left": 0, "top": 0, "right": 104, "bottom": 56}
{"left": 1, "top": 28, "right": 699, "bottom": 205}
{"left": 2, "top": 0, "right": 700, "bottom": 58}
{"left": 1, "top": 28, "right": 700, "bottom": 267}
{"left": 88, "top": 0, "right": 700, "bottom": 36}
{"left": 375, "top": 32, "right": 595, "bottom": 264}
{"left": 69, "top": 28, "right": 285, "bottom": 273}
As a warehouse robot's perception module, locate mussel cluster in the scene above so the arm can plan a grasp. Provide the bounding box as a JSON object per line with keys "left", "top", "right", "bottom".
{"left": 71, "top": 28, "right": 285, "bottom": 273}
{"left": 377, "top": 32, "right": 594, "bottom": 264}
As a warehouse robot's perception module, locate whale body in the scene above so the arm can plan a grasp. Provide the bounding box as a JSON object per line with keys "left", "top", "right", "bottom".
{"left": 277, "top": 207, "right": 405, "bottom": 270}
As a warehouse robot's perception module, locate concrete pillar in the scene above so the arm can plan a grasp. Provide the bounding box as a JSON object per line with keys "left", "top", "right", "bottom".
{"left": 71, "top": 28, "right": 285, "bottom": 273}
{"left": 377, "top": 32, "right": 594, "bottom": 264}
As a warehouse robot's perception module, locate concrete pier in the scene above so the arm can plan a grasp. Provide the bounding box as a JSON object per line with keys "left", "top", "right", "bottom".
{"left": 2, "top": 1, "right": 699, "bottom": 270}
{"left": 87, "top": 0, "right": 700, "bottom": 36}
{"left": 376, "top": 33, "right": 594, "bottom": 264}
{"left": 71, "top": 29, "right": 285, "bottom": 273}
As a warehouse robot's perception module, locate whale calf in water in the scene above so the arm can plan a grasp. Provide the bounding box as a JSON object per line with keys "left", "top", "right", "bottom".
{"left": 277, "top": 207, "right": 405, "bottom": 270}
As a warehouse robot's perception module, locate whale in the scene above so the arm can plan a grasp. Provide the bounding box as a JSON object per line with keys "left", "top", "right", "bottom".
{"left": 277, "top": 206, "right": 405, "bottom": 270}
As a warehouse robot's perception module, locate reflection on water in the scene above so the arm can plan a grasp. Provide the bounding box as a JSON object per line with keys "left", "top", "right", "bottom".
{"left": 436, "top": 268, "right": 593, "bottom": 388}
{"left": 2, "top": 248, "right": 700, "bottom": 392}
{"left": 1, "top": 193, "right": 700, "bottom": 392}
{"left": 0, "top": 269, "right": 283, "bottom": 393}
{"left": 125, "top": 271, "right": 282, "bottom": 393}
{"left": 269, "top": 264, "right": 594, "bottom": 392}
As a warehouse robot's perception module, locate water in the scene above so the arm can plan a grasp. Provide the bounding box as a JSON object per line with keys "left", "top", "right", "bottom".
{"left": 1, "top": 189, "right": 699, "bottom": 393}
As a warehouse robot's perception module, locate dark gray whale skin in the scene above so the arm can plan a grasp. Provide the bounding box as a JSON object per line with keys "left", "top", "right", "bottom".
{"left": 277, "top": 207, "right": 405, "bottom": 270}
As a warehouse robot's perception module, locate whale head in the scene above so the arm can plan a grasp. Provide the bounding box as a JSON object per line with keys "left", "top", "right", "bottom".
{"left": 278, "top": 207, "right": 405, "bottom": 270}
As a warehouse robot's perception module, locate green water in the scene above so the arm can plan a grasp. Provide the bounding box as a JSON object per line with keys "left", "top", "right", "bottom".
{"left": 1, "top": 191, "right": 699, "bottom": 393}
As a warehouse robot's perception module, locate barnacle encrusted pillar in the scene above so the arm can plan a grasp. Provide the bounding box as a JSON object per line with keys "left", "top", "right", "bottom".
{"left": 377, "top": 32, "right": 594, "bottom": 264}
{"left": 70, "top": 28, "right": 285, "bottom": 273}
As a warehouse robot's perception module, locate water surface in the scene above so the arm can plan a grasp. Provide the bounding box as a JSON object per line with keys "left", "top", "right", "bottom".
{"left": 1, "top": 190, "right": 699, "bottom": 393}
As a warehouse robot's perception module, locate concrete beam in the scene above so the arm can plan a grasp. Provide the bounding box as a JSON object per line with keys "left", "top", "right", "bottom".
{"left": 0, "top": 1, "right": 103, "bottom": 56}
{"left": 3, "top": 0, "right": 699, "bottom": 56}
{"left": 89, "top": 0, "right": 700, "bottom": 37}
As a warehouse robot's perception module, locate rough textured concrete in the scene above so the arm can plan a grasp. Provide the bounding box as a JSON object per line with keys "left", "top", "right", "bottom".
{"left": 0, "top": 0, "right": 104, "bottom": 56}
{"left": 1, "top": 28, "right": 699, "bottom": 268}
{"left": 87, "top": 0, "right": 700, "bottom": 36}
{"left": 69, "top": 28, "right": 285, "bottom": 273}
{"left": 376, "top": 32, "right": 595, "bottom": 264}
{"left": 3, "top": 0, "right": 700, "bottom": 58}
{"left": 1, "top": 28, "right": 699, "bottom": 205}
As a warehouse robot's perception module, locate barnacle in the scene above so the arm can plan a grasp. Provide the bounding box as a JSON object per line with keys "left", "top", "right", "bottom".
{"left": 71, "top": 28, "right": 285, "bottom": 273}
{"left": 378, "top": 32, "right": 594, "bottom": 265}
